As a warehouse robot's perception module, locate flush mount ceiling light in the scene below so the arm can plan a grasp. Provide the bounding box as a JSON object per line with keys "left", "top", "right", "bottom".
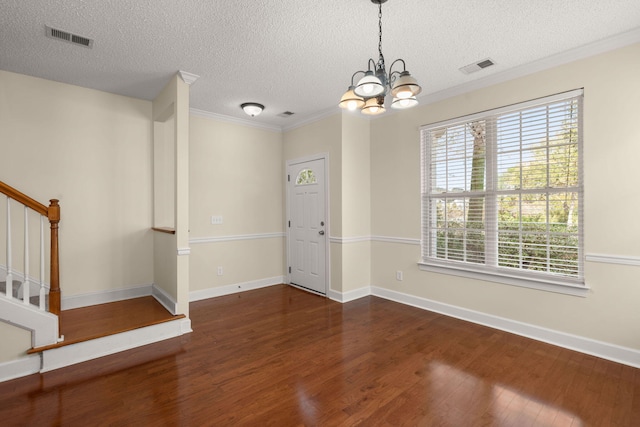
{"left": 339, "top": 0, "right": 422, "bottom": 115}
{"left": 241, "top": 102, "right": 264, "bottom": 117}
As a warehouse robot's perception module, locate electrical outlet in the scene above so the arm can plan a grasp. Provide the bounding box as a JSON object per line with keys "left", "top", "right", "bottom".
{"left": 217, "top": 266, "right": 223, "bottom": 276}
{"left": 211, "top": 215, "right": 223, "bottom": 225}
{"left": 396, "top": 270, "right": 403, "bottom": 281}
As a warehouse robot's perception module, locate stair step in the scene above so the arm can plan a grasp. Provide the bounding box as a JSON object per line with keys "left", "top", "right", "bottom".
{"left": 38, "top": 316, "right": 191, "bottom": 372}
{"left": 28, "top": 296, "right": 184, "bottom": 353}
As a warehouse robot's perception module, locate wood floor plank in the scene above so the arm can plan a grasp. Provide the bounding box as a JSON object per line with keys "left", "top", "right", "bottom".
{"left": 1, "top": 284, "right": 639, "bottom": 426}
{"left": 60, "top": 296, "right": 182, "bottom": 340}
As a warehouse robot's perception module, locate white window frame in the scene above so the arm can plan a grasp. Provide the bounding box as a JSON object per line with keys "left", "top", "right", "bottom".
{"left": 419, "top": 90, "right": 588, "bottom": 297}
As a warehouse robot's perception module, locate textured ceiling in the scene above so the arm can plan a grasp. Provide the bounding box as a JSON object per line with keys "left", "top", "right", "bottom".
{"left": 1, "top": 0, "right": 640, "bottom": 129}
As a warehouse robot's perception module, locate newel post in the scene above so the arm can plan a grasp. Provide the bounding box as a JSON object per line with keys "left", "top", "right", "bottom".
{"left": 48, "top": 199, "right": 61, "bottom": 331}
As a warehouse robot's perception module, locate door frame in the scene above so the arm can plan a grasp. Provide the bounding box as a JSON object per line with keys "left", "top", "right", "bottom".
{"left": 285, "top": 153, "right": 330, "bottom": 295}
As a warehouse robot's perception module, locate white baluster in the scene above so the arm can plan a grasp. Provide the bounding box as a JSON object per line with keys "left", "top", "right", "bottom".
{"left": 39, "top": 215, "right": 45, "bottom": 310}
{"left": 5, "top": 199, "right": 13, "bottom": 299}
{"left": 23, "top": 207, "right": 30, "bottom": 305}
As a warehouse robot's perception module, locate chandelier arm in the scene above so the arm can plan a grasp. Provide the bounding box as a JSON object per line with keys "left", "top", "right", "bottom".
{"left": 350, "top": 70, "right": 367, "bottom": 86}
{"left": 389, "top": 58, "right": 407, "bottom": 73}
{"left": 388, "top": 58, "right": 407, "bottom": 85}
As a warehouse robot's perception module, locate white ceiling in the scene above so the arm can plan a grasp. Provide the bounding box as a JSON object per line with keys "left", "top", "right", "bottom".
{"left": 1, "top": 0, "right": 639, "bottom": 129}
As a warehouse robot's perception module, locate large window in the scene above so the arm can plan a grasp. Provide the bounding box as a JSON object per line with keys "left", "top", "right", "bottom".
{"left": 420, "top": 90, "right": 584, "bottom": 292}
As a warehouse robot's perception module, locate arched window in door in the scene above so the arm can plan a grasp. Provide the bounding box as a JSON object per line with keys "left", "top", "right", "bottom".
{"left": 296, "top": 169, "right": 317, "bottom": 186}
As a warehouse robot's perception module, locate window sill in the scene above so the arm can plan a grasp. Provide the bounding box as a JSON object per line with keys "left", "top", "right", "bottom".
{"left": 418, "top": 262, "right": 589, "bottom": 297}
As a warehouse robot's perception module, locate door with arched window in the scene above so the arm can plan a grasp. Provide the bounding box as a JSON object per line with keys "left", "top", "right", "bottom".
{"left": 286, "top": 157, "right": 327, "bottom": 295}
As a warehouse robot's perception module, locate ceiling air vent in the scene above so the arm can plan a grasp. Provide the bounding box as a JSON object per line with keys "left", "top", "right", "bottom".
{"left": 45, "top": 26, "right": 94, "bottom": 48}
{"left": 459, "top": 58, "right": 495, "bottom": 75}
{"left": 277, "top": 111, "right": 295, "bottom": 118}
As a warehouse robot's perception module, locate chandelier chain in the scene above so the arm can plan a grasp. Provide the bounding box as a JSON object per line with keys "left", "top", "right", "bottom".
{"left": 378, "top": 2, "right": 384, "bottom": 61}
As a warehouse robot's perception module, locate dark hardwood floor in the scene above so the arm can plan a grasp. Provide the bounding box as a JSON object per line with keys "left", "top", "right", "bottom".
{"left": 1, "top": 285, "right": 638, "bottom": 426}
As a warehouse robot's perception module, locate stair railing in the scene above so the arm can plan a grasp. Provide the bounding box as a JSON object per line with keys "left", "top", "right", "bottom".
{"left": 1, "top": 181, "right": 61, "bottom": 330}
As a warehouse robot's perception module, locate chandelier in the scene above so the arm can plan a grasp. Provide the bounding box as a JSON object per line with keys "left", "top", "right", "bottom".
{"left": 339, "top": 0, "right": 422, "bottom": 115}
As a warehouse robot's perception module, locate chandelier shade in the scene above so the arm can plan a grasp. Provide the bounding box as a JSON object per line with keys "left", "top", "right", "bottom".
{"left": 361, "top": 97, "right": 386, "bottom": 115}
{"left": 391, "top": 71, "right": 422, "bottom": 99}
{"left": 339, "top": 87, "right": 366, "bottom": 111}
{"left": 391, "top": 96, "right": 418, "bottom": 109}
{"left": 354, "top": 71, "right": 385, "bottom": 97}
{"left": 339, "top": 0, "right": 422, "bottom": 115}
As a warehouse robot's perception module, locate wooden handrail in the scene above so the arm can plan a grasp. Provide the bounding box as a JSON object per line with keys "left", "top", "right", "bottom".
{"left": 1, "top": 180, "right": 61, "bottom": 334}
{"left": 0, "top": 181, "right": 48, "bottom": 217}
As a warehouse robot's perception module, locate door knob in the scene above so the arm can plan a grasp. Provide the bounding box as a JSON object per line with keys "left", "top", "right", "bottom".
{"left": 319, "top": 230, "right": 325, "bottom": 235}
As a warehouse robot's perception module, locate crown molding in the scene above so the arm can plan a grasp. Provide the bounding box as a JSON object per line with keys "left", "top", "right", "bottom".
{"left": 418, "top": 27, "right": 640, "bottom": 107}
{"left": 281, "top": 107, "right": 342, "bottom": 132}
{"left": 190, "top": 106, "right": 343, "bottom": 134}
{"left": 190, "top": 108, "right": 282, "bottom": 132}
{"left": 178, "top": 70, "right": 200, "bottom": 86}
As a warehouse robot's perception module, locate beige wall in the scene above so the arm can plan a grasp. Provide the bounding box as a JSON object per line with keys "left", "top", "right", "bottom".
{"left": 153, "top": 232, "right": 178, "bottom": 300}
{"left": 0, "top": 70, "right": 154, "bottom": 362}
{"left": 340, "top": 114, "right": 371, "bottom": 292}
{"left": 341, "top": 114, "right": 371, "bottom": 237}
{"left": 0, "top": 70, "right": 155, "bottom": 295}
{"left": 153, "top": 116, "right": 175, "bottom": 228}
{"left": 0, "top": 323, "right": 31, "bottom": 362}
{"left": 370, "top": 43, "right": 640, "bottom": 349}
{"left": 189, "top": 116, "right": 284, "bottom": 291}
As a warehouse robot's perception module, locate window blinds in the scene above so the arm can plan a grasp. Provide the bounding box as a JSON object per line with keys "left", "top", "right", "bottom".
{"left": 421, "top": 90, "right": 583, "bottom": 286}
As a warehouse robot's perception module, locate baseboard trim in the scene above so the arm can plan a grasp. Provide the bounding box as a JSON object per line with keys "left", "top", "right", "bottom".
{"left": 370, "top": 286, "right": 640, "bottom": 369}
{"left": 0, "top": 354, "right": 41, "bottom": 383}
{"left": 61, "top": 284, "right": 180, "bottom": 316}
{"left": 62, "top": 284, "right": 154, "bottom": 310}
{"left": 328, "top": 286, "right": 371, "bottom": 303}
{"left": 189, "top": 276, "right": 284, "bottom": 302}
{"left": 152, "top": 285, "right": 178, "bottom": 315}
{"left": 40, "top": 317, "right": 191, "bottom": 372}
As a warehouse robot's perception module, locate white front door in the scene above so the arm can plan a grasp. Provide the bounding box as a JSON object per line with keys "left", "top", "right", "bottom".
{"left": 287, "top": 157, "right": 327, "bottom": 295}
